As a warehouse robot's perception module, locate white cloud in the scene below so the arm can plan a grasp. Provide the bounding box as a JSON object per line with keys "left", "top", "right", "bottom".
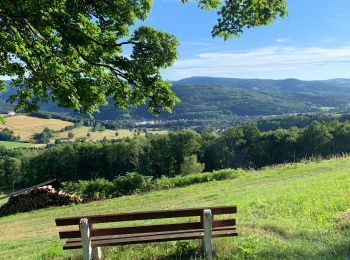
{"left": 275, "top": 38, "right": 291, "bottom": 43}
{"left": 164, "top": 45, "right": 350, "bottom": 80}
{"left": 320, "top": 37, "right": 337, "bottom": 43}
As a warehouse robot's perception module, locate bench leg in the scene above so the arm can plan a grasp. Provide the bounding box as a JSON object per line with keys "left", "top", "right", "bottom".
{"left": 80, "top": 218, "right": 92, "bottom": 260}
{"left": 203, "top": 209, "right": 213, "bottom": 260}
{"left": 92, "top": 247, "right": 102, "bottom": 260}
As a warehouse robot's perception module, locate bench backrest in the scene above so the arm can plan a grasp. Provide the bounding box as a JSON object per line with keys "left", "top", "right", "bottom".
{"left": 56, "top": 206, "right": 237, "bottom": 240}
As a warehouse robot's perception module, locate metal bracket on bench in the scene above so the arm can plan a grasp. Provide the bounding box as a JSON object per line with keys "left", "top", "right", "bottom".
{"left": 203, "top": 209, "right": 213, "bottom": 260}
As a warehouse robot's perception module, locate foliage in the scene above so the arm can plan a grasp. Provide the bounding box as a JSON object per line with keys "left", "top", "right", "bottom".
{"left": 62, "top": 178, "right": 114, "bottom": 201}
{"left": 33, "top": 127, "right": 53, "bottom": 143}
{"left": 0, "top": 0, "right": 181, "bottom": 115}
{"left": 112, "top": 172, "right": 153, "bottom": 197}
{"left": 154, "top": 168, "right": 243, "bottom": 190}
{"left": 0, "top": 128, "right": 19, "bottom": 141}
{"left": 0, "top": 156, "right": 21, "bottom": 191}
{"left": 67, "top": 131, "right": 74, "bottom": 139}
{"left": 180, "top": 154, "right": 205, "bottom": 175}
{"left": 7, "top": 118, "right": 350, "bottom": 189}
{"left": 62, "top": 169, "right": 243, "bottom": 201}
{"left": 211, "top": 0, "right": 287, "bottom": 40}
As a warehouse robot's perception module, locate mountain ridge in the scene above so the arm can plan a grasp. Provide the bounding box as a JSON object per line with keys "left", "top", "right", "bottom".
{"left": 2, "top": 77, "right": 350, "bottom": 127}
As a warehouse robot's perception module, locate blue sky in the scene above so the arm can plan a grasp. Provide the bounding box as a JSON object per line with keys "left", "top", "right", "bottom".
{"left": 142, "top": 0, "right": 350, "bottom": 80}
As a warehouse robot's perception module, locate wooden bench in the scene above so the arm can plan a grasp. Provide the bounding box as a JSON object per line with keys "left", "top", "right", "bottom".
{"left": 55, "top": 206, "right": 237, "bottom": 260}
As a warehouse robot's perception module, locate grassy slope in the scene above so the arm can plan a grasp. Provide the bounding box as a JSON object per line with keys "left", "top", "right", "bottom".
{"left": 0, "top": 115, "right": 167, "bottom": 144}
{"left": 0, "top": 157, "right": 349, "bottom": 259}
{"left": 0, "top": 115, "right": 73, "bottom": 140}
{"left": 52, "top": 127, "right": 167, "bottom": 142}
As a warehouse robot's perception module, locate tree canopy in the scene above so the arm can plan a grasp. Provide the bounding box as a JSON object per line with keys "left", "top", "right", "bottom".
{"left": 0, "top": 0, "right": 287, "bottom": 115}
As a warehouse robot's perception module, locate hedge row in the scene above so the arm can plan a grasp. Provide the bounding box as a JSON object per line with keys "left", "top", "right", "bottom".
{"left": 62, "top": 169, "right": 245, "bottom": 201}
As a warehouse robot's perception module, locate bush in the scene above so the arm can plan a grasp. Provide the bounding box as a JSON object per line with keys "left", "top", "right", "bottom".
{"left": 0, "top": 128, "right": 17, "bottom": 141}
{"left": 62, "top": 169, "right": 245, "bottom": 202}
{"left": 154, "top": 169, "right": 243, "bottom": 190}
{"left": 33, "top": 127, "right": 53, "bottom": 143}
{"left": 62, "top": 178, "right": 114, "bottom": 201}
{"left": 211, "top": 168, "right": 245, "bottom": 180}
{"left": 54, "top": 139, "right": 63, "bottom": 144}
{"left": 112, "top": 172, "right": 153, "bottom": 197}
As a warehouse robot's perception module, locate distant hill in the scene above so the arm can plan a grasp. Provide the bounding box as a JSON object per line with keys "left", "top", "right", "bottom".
{"left": 2, "top": 77, "right": 350, "bottom": 126}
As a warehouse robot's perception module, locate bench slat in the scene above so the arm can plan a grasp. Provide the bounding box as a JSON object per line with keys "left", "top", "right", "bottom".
{"left": 63, "top": 227, "right": 237, "bottom": 250}
{"left": 55, "top": 206, "right": 236, "bottom": 226}
{"left": 68, "top": 226, "right": 236, "bottom": 243}
{"left": 60, "top": 219, "right": 236, "bottom": 239}
{"left": 59, "top": 219, "right": 236, "bottom": 239}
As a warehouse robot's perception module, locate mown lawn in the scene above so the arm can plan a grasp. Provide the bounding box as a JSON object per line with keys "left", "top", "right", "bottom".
{"left": 0, "top": 157, "right": 349, "bottom": 259}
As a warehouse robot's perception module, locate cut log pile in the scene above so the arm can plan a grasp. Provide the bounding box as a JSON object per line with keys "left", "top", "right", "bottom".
{"left": 0, "top": 185, "right": 82, "bottom": 217}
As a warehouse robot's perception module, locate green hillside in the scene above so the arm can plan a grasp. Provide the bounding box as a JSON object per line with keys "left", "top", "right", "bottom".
{"left": 0, "top": 157, "right": 349, "bottom": 259}
{"left": 3, "top": 78, "right": 350, "bottom": 129}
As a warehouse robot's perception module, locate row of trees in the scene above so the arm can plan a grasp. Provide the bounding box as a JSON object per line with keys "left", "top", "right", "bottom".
{"left": 1, "top": 119, "right": 350, "bottom": 189}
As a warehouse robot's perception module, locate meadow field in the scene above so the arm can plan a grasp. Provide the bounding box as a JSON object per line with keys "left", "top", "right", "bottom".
{"left": 0, "top": 114, "right": 167, "bottom": 145}
{"left": 0, "top": 115, "right": 73, "bottom": 141}
{"left": 52, "top": 127, "right": 167, "bottom": 142}
{"left": 0, "top": 157, "right": 349, "bottom": 259}
{"left": 0, "top": 141, "right": 33, "bottom": 149}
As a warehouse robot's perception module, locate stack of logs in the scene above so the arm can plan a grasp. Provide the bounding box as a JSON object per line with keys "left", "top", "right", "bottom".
{"left": 0, "top": 185, "right": 82, "bottom": 217}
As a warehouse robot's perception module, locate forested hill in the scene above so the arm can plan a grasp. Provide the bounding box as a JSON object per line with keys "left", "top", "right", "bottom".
{"left": 2, "top": 77, "right": 350, "bottom": 123}
{"left": 77, "top": 77, "right": 350, "bottom": 121}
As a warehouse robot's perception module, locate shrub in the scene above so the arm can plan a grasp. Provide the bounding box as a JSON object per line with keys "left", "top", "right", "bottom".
{"left": 154, "top": 168, "right": 244, "bottom": 190}
{"left": 211, "top": 168, "right": 245, "bottom": 180}
{"left": 112, "top": 172, "right": 153, "bottom": 197}
{"left": 33, "top": 127, "right": 53, "bottom": 143}
{"left": 0, "top": 128, "right": 17, "bottom": 141}
{"left": 62, "top": 169, "right": 245, "bottom": 202}
{"left": 54, "top": 139, "right": 62, "bottom": 144}
{"left": 62, "top": 178, "right": 114, "bottom": 201}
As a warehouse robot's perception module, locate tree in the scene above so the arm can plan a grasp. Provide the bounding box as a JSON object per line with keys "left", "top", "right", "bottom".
{"left": 68, "top": 131, "right": 74, "bottom": 139}
{"left": 0, "top": 128, "right": 16, "bottom": 141}
{"left": 180, "top": 154, "right": 205, "bottom": 175}
{"left": 0, "top": 0, "right": 287, "bottom": 116}
{"left": 0, "top": 156, "right": 22, "bottom": 192}
{"left": 34, "top": 127, "right": 53, "bottom": 143}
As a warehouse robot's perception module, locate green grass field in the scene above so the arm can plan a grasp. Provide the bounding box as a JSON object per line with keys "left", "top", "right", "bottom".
{"left": 0, "top": 157, "right": 349, "bottom": 259}
{"left": 0, "top": 114, "right": 167, "bottom": 144}
{"left": 0, "top": 141, "right": 33, "bottom": 149}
